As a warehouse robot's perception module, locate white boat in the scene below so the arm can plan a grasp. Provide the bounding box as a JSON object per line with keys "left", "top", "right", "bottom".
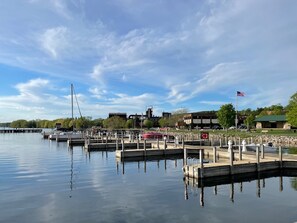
{"left": 49, "top": 131, "right": 83, "bottom": 141}
{"left": 246, "top": 143, "right": 278, "bottom": 153}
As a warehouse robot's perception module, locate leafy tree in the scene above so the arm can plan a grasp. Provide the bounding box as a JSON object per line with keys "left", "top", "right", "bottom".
{"left": 103, "top": 116, "right": 126, "bottom": 129}
{"left": 217, "top": 103, "right": 236, "bottom": 129}
{"left": 244, "top": 113, "right": 256, "bottom": 129}
{"left": 158, "top": 117, "right": 170, "bottom": 128}
{"left": 10, "top": 119, "right": 28, "bottom": 128}
{"left": 143, "top": 119, "right": 153, "bottom": 129}
{"left": 286, "top": 92, "right": 297, "bottom": 127}
{"left": 258, "top": 104, "right": 285, "bottom": 116}
{"left": 126, "top": 119, "right": 133, "bottom": 129}
{"left": 92, "top": 118, "right": 104, "bottom": 127}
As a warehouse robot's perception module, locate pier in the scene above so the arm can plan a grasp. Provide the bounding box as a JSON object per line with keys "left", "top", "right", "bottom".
{"left": 183, "top": 144, "right": 297, "bottom": 179}
{"left": 0, "top": 128, "right": 42, "bottom": 133}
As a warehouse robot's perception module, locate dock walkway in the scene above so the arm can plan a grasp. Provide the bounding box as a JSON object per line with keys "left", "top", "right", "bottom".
{"left": 183, "top": 145, "right": 297, "bottom": 179}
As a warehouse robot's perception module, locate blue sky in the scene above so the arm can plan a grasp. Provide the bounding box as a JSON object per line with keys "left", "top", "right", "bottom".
{"left": 1, "top": 0, "right": 297, "bottom": 122}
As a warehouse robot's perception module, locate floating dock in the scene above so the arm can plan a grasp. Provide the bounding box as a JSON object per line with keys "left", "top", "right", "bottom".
{"left": 183, "top": 145, "right": 297, "bottom": 179}
{"left": 67, "top": 139, "right": 117, "bottom": 147}
{"left": 85, "top": 141, "right": 152, "bottom": 151}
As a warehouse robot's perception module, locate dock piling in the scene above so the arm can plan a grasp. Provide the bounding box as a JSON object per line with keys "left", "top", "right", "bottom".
{"left": 256, "top": 146, "right": 260, "bottom": 164}
{"left": 239, "top": 143, "right": 242, "bottom": 161}
{"left": 213, "top": 146, "right": 217, "bottom": 163}
{"left": 279, "top": 146, "right": 283, "bottom": 168}
{"left": 229, "top": 144, "right": 233, "bottom": 166}
{"left": 261, "top": 144, "right": 265, "bottom": 159}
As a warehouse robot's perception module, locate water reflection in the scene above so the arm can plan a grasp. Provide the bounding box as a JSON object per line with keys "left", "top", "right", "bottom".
{"left": 183, "top": 169, "right": 297, "bottom": 207}
{"left": 115, "top": 155, "right": 184, "bottom": 175}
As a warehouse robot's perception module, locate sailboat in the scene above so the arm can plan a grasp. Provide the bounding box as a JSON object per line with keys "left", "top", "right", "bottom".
{"left": 49, "top": 84, "right": 84, "bottom": 141}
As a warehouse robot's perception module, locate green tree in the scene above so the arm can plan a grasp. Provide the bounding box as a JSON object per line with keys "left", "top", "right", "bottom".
{"left": 10, "top": 119, "right": 28, "bottom": 128}
{"left": 217, "top": 103, "right": 236, "bottom": 129}
{"left": 287, "top": 92, "right": 297, "bottom": 127}
{"left": 103, "top": 116, "right": 126, "bottom": 129}
{"left": 158, "top": 117, "right": 170, "bottom": 128}
{"left": 244, "top": 113, "right": 256, "bottom": 129}
{"left": 126, "top": 119, "right": 133, "bottom": 129}
{"left": 143, "top": 119, "right": 153, "bottom": 129}
{"left": 92, "top": 118, "right": 103, "bottom": 127}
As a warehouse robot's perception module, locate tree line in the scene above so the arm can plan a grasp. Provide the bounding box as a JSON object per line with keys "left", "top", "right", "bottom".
{"left": 2, "top": 92, "right": 297, "bottom": 130}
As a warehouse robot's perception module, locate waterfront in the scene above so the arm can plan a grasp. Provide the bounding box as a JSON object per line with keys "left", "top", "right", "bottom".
{"left": 1, "top": 133, "right": 297, "bottom": 222}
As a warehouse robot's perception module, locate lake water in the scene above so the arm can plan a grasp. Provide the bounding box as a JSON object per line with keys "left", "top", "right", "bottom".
{"left": 1, "top": 133, "right": 297, "bottom": 223}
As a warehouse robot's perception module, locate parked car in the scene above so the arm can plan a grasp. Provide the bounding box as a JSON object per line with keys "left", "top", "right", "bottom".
{"left": 212, "top": 125, "right": 222, "bottom": 130}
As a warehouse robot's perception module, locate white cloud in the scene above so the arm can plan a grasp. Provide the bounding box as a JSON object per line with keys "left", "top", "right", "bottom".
{"left": 1, "top": 0, "right": 297, "bottom": 121}
{"left": 167, "top": 62, "right": 247, "bottom": 104}
{"left": 39, "top": 26, "right": 69, "bottom": 58}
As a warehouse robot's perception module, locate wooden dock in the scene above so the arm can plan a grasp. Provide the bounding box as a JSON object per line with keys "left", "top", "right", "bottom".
{"left": 84, "top": 141, "right": 152, "bottom": 152}
{"left": 67, "top": 139, "right": 117, "bottom": 147}
{"left": 0, "top": 128, "right": 42, "bottom": 133}
{"left": 183, "top": 145, "right": 297, "bottom": 179}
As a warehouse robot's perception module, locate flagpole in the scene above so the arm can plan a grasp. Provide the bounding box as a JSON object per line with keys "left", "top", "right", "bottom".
{"left": 235, "top": 92, "right": 238, "bottom": 129}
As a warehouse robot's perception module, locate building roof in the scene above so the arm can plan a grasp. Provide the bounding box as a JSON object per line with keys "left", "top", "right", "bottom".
{"left": 255, "top": 115, "right": 287, "bottom": 122}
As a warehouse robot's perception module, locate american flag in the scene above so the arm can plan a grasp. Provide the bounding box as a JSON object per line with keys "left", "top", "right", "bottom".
{"left": 237, "top": 91, "right": 245, "bottom": 96}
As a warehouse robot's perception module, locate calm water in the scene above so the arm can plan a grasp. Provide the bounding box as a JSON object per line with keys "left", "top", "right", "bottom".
{"left": 1, "top": 133, "right": 297, "bottom": 223}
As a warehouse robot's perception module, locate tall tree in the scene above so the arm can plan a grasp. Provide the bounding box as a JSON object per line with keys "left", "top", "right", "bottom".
{"left": 287, "top": 92, "right": 297, "bottom": 127}
{"left": 217, "top": 104, "right": 236, "bottom": 129}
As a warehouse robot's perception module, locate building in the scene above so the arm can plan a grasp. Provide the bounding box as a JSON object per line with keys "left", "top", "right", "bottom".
{"left": 108, "top": 113, "right": 127, "bottom": 120}
{"left": 162, "top": 112, "right": 171, "bottom": 118}
{"left": 183, "top": 111, "right": 219, "bottom": 129}
{"left": 255, "top": 115, "right": 290, "bottom": 129}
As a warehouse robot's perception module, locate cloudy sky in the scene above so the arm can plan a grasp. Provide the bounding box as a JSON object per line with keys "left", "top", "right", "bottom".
{"left": 0, "top": 0, "right": 296, "bottom": 122}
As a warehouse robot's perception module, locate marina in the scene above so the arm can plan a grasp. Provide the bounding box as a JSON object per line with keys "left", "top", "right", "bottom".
{"left": 1, "top": 133, "right": 297, "bottom": 222}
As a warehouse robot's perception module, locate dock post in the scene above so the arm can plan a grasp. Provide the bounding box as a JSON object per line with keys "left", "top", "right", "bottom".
{"left": 116, "top": 139, "right": 119, "bottom": 150}
{"left": 157, "top": 138, "right": 159, "bottom": 149}
{"left": 279, "top": 146, "right": 283, "bottom": 168}
{"left": 242, "top": 140, "right": 247, "bottom": 152}
{"left": 182, "top": 137, "right": 184, "bottom": 149}
{"left": 219, "top": 138, "right": 222, "bottom": 148}
{"left": 228, "top": 140, "right": 232, "bottom": 153}
{"left": 121, "top": 139, "right": 125, "bottom": 154}
{"left": 200, "top": 149, "right": 204, "bottom": 178}
{"left": 261, "top": 144, "right": 265, "bottom": 159}
{"left": 229, "top": 144, "right": 234, "bottom": 166}
{"left": 256, "top": 146, "right": 260, "bottom": 164}
{"left": 164, "top": 139, "right": 167, "bottom": 150}
{"left": 184, "top": 147, "right": 187, "bottom": 165}
{"left": 239, "top": 143, "right": 242, "bottom": 161}
{"left": 137, "top": 137, "right": 140, "bottom": 150}
{"left": 144, "top": 139, "right": 147, "bottom": 157}
{"left": 213, "top": 146, "right": 217, "bottom": 163}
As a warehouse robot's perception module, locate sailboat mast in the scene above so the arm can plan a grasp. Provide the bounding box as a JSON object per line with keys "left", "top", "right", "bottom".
{"left": 71, "top": 83, "right": 74, "bottom": 123}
